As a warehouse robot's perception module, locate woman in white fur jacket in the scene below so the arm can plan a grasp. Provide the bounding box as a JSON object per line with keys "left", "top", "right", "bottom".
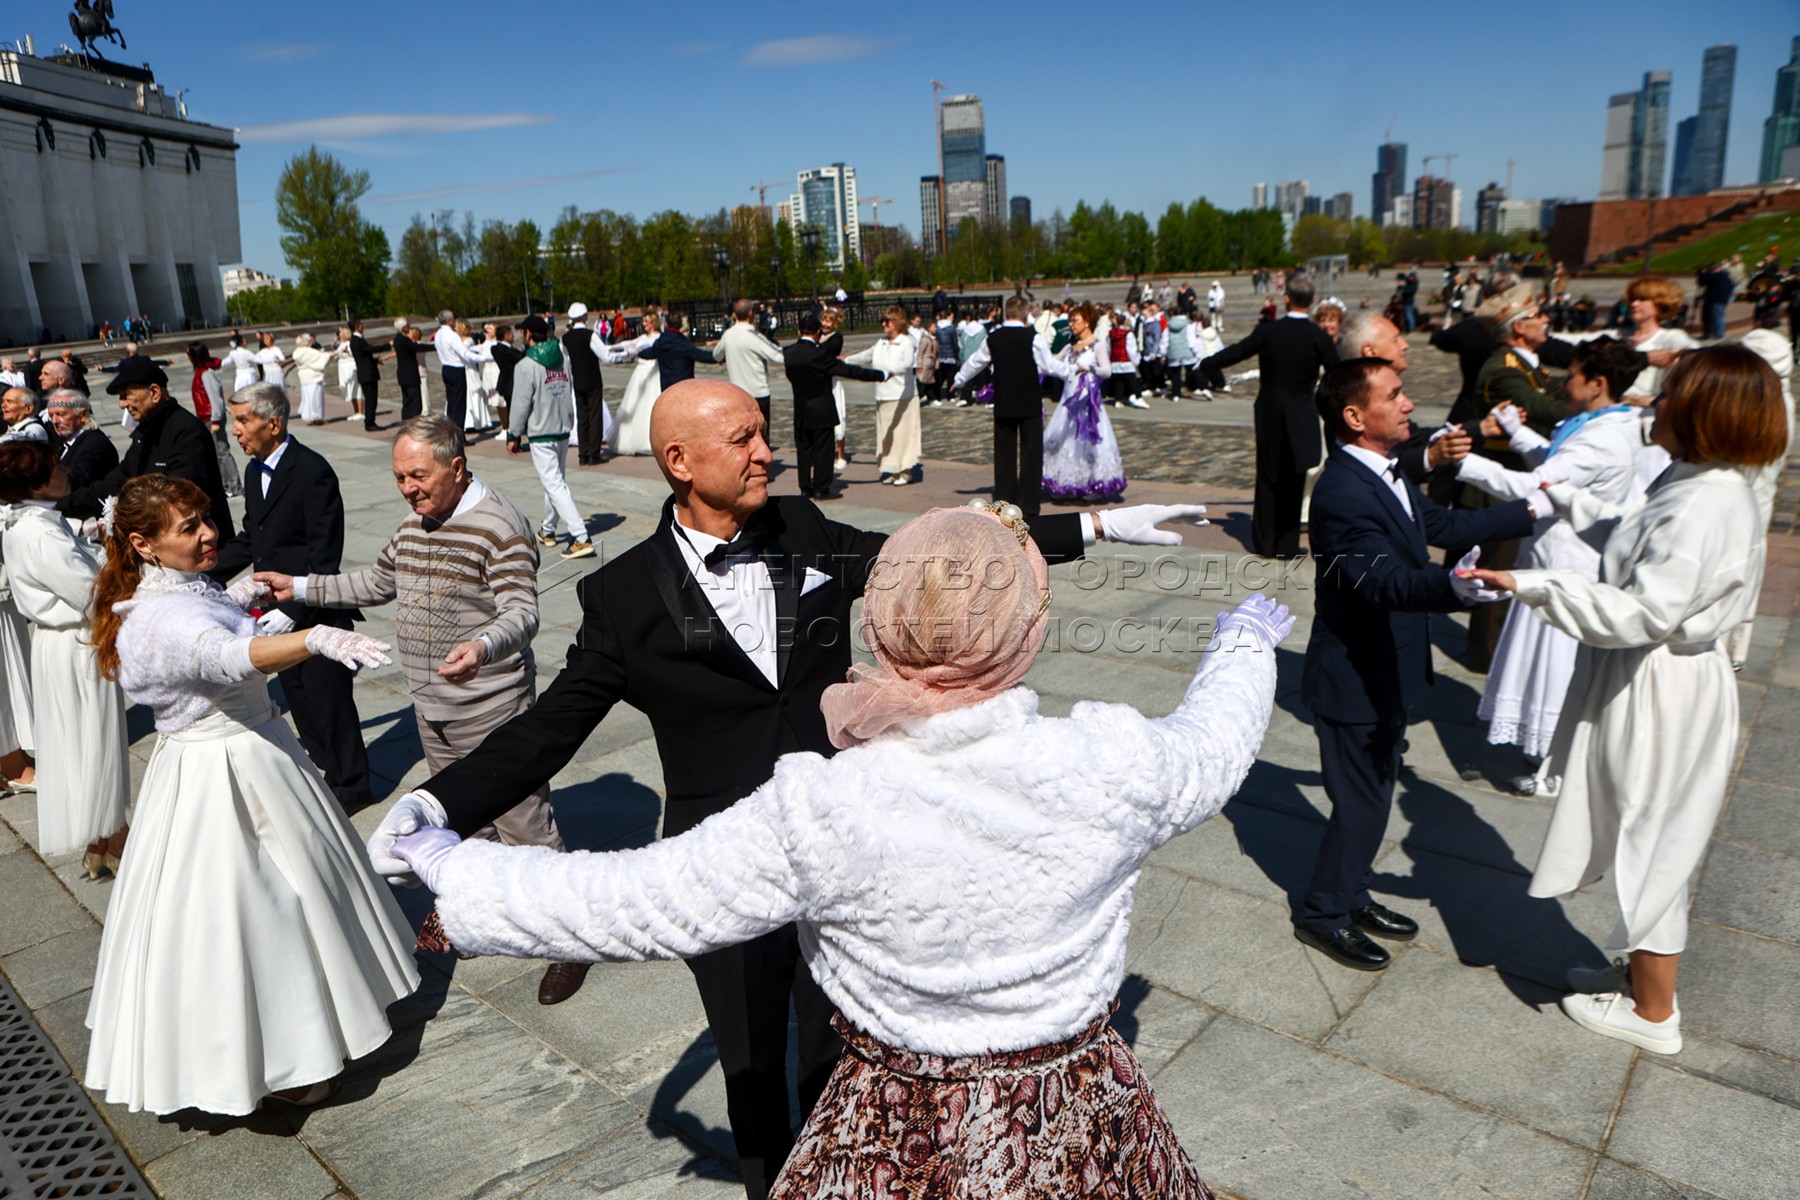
{"left": 393, "top": 502, "right": 1288, "bottom": 1200}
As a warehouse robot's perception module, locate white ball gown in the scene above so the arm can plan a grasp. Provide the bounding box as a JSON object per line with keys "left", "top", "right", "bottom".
{"left": 1, "top": 503, "right": 127, "bottom": 852}
{"left": 607, "top": 333, "right": 660, "bottom": 456}
{"left": 85, "top": 568, "right": 420, "bottom": 1115}
{"left": 0, "top": 540, "right": 35, "bottom": 757}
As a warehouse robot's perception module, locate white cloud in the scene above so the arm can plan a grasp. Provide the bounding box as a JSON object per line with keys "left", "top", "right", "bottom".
{"left": 241, "top": 42, "right": 325, "bottom": 63}
{"left": 236, "top": 112, "right": 555, "bottom": 144}
{"left": 741, "top": 35, "right": 888, "bottom": 66}
{"left": 366, "top": 167, "right": 644, "bottom": 207}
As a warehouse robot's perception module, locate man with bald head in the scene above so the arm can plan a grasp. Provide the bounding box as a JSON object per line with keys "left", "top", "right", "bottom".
{"left": 368, "top": 378, "right": 1207, "bottom": 1200}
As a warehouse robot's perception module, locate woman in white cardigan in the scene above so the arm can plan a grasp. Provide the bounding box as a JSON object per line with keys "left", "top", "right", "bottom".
{"left": 845, "top": 306, "right": 921, "bottom": 485}
{"left": 394, "top": 502, "right": 1283, "bottom": 1200}
{"left": 1464, "top": 346, "right": 1789, "bottom": 1057}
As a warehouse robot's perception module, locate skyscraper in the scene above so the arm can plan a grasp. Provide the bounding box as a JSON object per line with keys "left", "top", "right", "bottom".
{"left": 1251, "top": 181, "right": 1267, "bottom": 210}
{"left": 1629, "top": 70, "right": 1672, "bottom": 199}
{"left": 1760, "top": 37, "right": 1800, "bottom": 183}
{"left": 1009, "top": 196, "right": 1031, "bottom": 225}
{"left": 795, "top": 163, "right": 859, "bottom": 271}
{"left": 1372, "top": 142, "right": 1406, "bottom": 225}
{"left": 1412, "top": 175, "right": 1455, "bottom": 231}
{"left": 919, "top": 175, "right": 943, "bottom": 259}
{"left": 939, "top": 94, "right": 987, "bottom": 237}
{"left": 1689, "top": 45, "right": 1736, "bottom": 194}
{"left": 1671, "top": 117, "right": 1700, "bottom": 196}
{"left": 1475, "top": 182, "right": 1506, "bottom": 233}
{"left": 1327, "top": 192, "right": 1354, "bottom": 222}
{"left": 1273, "top": 180, "right": 1309, "bottom": 221}
{"left": 1600, "top": 91, "right": 1638, "bottom": 199}
{"left": 984, "top": 154, "right": 1007, "bottom": 227}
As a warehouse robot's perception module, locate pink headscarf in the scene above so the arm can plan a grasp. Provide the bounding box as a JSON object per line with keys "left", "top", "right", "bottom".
{"left": 821, "top": 506, "right": 1051, "bottom": 749}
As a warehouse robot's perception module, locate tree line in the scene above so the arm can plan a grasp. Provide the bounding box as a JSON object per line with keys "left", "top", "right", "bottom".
{"left": 243, "top": 147, "right": 1544, "bottom": 324}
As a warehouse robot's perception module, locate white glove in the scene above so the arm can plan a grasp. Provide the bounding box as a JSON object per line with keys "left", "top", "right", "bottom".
{"left": 78, "top": 518, "right": 103, "bottom": 540}
{"left": 367, "top": 789, "right": 450, "bottom": 880}
{"left": 254, "top": 608, "right": 297, "bottom": 636}
{"left": 1526, "top": 491, "right": 1555, "bottom": 520}
{"left": 1216, "top": 593, "right": 1295, "bottom": 651}
{"left": 224, "top": 576, "right": 271, "bottom": 611}
{"left": 1098, "top": 503, "right": 1209, "bottom": 546}
{"left": 1494, "top": 404, "right": 1522, "bottom": 435}
{"left": 304, "top": 625, "right": 392, "bottom": 672}
{"left": 1449, "top": 547, "right": 1507, "bottom": 605}
{"left": 391, "top": 827, "right": 462, "bottom": 894}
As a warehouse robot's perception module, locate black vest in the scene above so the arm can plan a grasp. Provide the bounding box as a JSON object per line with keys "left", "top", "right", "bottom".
{"left": 562, "top": 328, "right": 601, "bottom": 392}
{"left": 987, "top": 326, "right": 1040, "bottom": 420}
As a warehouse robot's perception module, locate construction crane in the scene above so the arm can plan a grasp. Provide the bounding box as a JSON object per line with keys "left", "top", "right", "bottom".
{"left": 860, "top": 196, "right": 894, "bottom": 230}
{"left": 930, "top": 80, "right": 948, "bottom": 255}
{"left": 749, "top": 180, "right": 788, "bottom": 213}
{"left": 1422, "top": 151, "right": 1457, "bottom": 182}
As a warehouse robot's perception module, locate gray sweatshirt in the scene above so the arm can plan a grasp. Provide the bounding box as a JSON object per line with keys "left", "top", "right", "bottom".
{"left": 509, "top": 349, "right": 575, "bottom": 441}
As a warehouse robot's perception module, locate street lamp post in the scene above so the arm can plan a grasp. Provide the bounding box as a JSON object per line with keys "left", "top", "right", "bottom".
{"left": 711, "top": 245, "right": 731, "bottom": 305}
{"left": 770, "top": 255, "right": 782, "bottom": 301}
{"left": 800, "top": 226, "right": 821, "bottom": 302}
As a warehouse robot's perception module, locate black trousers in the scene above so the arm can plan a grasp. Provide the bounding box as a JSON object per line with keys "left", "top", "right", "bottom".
{"left": 1301, "top": 713, "right": 1407, "bottom": 933}
{"left": 795, "top": 423, "right": 835, "bottom": 496}
{"left": 360, "top": 378, "right": 381, "bottom": 430}
{"left": 1252, "top": 456, "right": 1309, "bottom": 558}
{"left": 441, "top": 366, "right": 467, "bottom": 431}
{"left": 278, "top": 650, "right": 374, "bottom": 812}
{"left": 993, "top": 413, "right": 1044, "bottom": 518}
{"left": 399, "top": 381, "right": 422, "bottom": 422}
{"left": 685, "top": 925, "right": 842, "bottom": 1200}
{"left": 754, "top": 395, "right": 775, "bottom": 450}
{"left": 575, "top": 385, "right": 606, "bottom": 460}
{"left": 1197, "top": 360, "right": 1227, "bottom": 392}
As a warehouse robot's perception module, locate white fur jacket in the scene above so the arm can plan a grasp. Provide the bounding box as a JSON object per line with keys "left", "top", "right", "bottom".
{"left": 431, "top": 625, "right": 1276, "bottom": 1057}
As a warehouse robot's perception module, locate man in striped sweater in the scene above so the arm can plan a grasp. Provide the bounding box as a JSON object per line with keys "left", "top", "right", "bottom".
{"left": 255, "top": 415, "right": 590, "bottom": 1005}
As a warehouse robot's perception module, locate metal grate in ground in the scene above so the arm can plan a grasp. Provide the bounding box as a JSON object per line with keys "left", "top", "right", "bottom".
{"left": 0, "top": 972, "right": 151, "bottom": 1198}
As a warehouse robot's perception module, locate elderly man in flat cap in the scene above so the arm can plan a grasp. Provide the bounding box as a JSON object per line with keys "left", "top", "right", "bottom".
{"left": 58, "top": 357, "right": 236, "bottom": 538}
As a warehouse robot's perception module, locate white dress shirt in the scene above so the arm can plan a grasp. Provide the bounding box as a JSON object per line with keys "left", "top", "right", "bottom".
{"left": 1338, "top": 441, "right": 1412, "bottom": 519}
{"left": 433, "top": 325, "right": 474, "bottom": 370}
{"left": 251, "top": 435, "right": 293, "bottom": 499}
{"left": 670, "top": 516, "right": 777, "bottom": 687}
{"left": 952, "top": 320, "right": 1057, "bottom": 390}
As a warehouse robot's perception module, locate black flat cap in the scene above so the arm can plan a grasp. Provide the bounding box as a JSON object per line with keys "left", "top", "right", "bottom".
{"left": 105, "top": 356, "right": 168, "bottom": 394}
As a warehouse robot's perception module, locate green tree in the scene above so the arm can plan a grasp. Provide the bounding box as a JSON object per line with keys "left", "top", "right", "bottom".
{"left": 275, "top": 146, "right": 389, "bottom": 318}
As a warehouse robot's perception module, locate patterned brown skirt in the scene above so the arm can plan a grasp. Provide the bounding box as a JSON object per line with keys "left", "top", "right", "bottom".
{"left": 770, "top": 1008, "right": 1212, "bottom": 1199}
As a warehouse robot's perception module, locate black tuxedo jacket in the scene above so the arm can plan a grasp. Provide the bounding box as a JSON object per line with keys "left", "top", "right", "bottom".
{"left": 783, "top": 338, "right": 883, "bottom": 430}
{"left": 391, "top": 336, "right": 427, "bottom": 386}
{"left": 642, "top": 330, "right": 718, "bottom": 391}
{"left": 348, "top": 334, "right": 384, "bottom": 385}
{"left": 427, "top": 495, "right": 1086, "bottom": 838}
{"left": 210, "top": 437, "right": 355, "bottom": 628}
{"left": 1302, "top": 446, "right": 1533, "bottom": 723}
{"left": 1202, "top": 316, "right": 1339, "bottom": 474}
{"left": 60, "top": 396, "right": 235, "bottom": 538}
{"left": 59, "top": 427, "right": 119, "bottom": 492}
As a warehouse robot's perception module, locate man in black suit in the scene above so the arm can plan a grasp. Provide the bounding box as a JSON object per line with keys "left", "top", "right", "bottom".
{"left": 953, "top": 295, "right": 1055, "bottom": 517}
{"left": 1296, "top": 358, "right": 1538, "bottom": 971}
{"left": 642, "top": 312, "right": 720, "bottom": 391}
{"left": 783, "top": 314, "right": 884, "bottom": 500}
{"left": 59, "top": 357, "right": 235, "bottom": 538}
{"left": 562, "top": 304, "right": 606, "bottom": 464}
{"left": 365, "top": 378, "right": 1205, "bottom": 1200}
{"left": 1201, "top": 278, "right": 1338, "bottom": 558}
{"left": 390, "top": 319, "right": 428, "bottom": 422}
{"left": 347, "top": 316, "right": 386, "bottom": 432}
{"left": 45, "top": 389, "right": 118, "bottom": 489}
{"left": 211, "top": 382, "right": 374, "bottom": 812}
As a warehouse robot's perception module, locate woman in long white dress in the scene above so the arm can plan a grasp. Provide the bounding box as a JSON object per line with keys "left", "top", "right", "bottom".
{"left": 1042, "top": 302, "right": 1127, "bottom": 502}
{"left": 0, "top": 539, "right": 35, "bottom": 792}
{"left": 84, "top": 474, "right": 420, "bottom": 1115}
{"left": 845, "top": 306, "right": 921, "bottom": 485}
{"left": 1466, "top": 346, "right": 1789, "bottom": 1057}
{"left": 457, "top": 320, "right": 495, "bottom": 433}
{"left": 333, "top": 324, "right": 363, "bottom": 419}
{"left": 607, "top": 312, "right": 663, "bottom": 456}
{"left": 1456, "top": 338, "right": 1642, "bottom": 788}
{"left": 254, "top": 332, "right": 290, "bottom": 395}
{"left": 0, "top": 444, "right": 128, "bottom": 876}
{"left": 223, "top": 334, "right": 260, "bottom": 398}
{"left": 290, "top": 332, "right": 334, "bottom": 426}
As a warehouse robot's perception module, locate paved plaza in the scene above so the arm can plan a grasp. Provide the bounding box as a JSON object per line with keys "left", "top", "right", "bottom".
{"left": 2, "top": 314, "right": 1798, "bottom": 1199}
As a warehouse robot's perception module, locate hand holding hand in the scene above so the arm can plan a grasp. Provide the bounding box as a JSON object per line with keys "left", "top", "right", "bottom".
{"left": 305, "top": 625, "right": 392, "bottom": 672}
{"left": 437, "top": 640, "right": 488, "bottom": 685}
{"left": 391, "top": 827, "right": 462, "bottom": 894}
{"left": 1428, "top": 427, "right": 1472, "bottom": 469}
{"left": 255, "top": 608, "right": 297, "bottom": 636}
{"left": 1450, "top": 547, "right": 1510, "bottom": 604}
{"left": 254, "top": 571, "right": 297, "bottom": 603}
{"left": 224, "top": 576, "right": 271, "bottom": 612}
{"left": 1492, "top": 403, "right": 1523, "bottom": 435}
{"left": 367, "top": 790, "right": 449, "bottom": 880}
{"left": 1098, "top": 503, "right": 1209, "bottom": 546}
{"left": 1216, "top": 592, "right": 1295, "bottom": 651}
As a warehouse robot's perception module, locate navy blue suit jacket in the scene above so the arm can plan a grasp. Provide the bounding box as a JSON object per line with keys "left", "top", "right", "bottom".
{"left": 1302, "top": 445, "right": 1535, "bottom": 724}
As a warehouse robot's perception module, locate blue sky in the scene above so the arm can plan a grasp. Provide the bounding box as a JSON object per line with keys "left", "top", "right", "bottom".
{"left": 27, "top": 2, "right": 1795, "bottom": 273}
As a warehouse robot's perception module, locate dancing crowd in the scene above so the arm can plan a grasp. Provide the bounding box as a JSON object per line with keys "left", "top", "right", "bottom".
{"left": 0, "top": 258, "right": 1789, "bottom": 1198}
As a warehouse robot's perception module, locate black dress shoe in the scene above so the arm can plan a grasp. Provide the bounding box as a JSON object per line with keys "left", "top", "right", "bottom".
{"left": 1351, "top": 903, "right": 1418, "bottom": 941}
{"left": 1293, "top": 924, "right": 1391, "bottom": 971}
{"left": 538, "top": 962, "right": 591, "bottom": 1005}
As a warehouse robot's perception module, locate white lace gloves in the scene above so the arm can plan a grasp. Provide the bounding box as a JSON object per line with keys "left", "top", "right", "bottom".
{"left": 1493, "top": 403, "right": 1523, "bottom": 435}
{"left": 367, "top": 790, "right": 450, "bottom": 880}
{"left": 224, "top": 577, "right": 271, "bottom": 611}
{"left": 255, "top": 609, "right": 297, "bottom": 636}
{"left": 1216, "top": 593, "right": 1295, "bottom": 651}
{"left": 304, "top": 625, "right": 392, "bottom": 672}
{"left": 390, "top": 827, "right": 462, "bottom": 893}
{"left": 1449, "top": 547, "right": 1508, "bottom": 604}
{"left": 1098, "top": 503, "right": 1210, "bottom": 546}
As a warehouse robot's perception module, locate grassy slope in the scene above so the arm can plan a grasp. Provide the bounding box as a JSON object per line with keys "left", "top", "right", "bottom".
{"left": 1599, "top": 209, "right": 1800, "bottom": 275}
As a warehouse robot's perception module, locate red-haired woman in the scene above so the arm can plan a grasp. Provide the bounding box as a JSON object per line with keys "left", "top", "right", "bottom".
{"left": 82, "top": 475, "right": 419, "bottom": 1115}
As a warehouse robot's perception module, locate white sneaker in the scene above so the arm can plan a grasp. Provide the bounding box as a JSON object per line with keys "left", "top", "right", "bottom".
{"left": 1198, "top": 389, "right": 1215, "bottom": 400}
{"left": 1567, "top": 958, "right": 1630, "bottom": 996}
{"left": 833, "top": 457, "right": 848, "bottom": 473}
{"left": 1124, "top": 394, "right": 1149, "bottom": 409}
{"left": 1561, "top": 992, "right": 1681, "bottom": 1054}
{"left": 888, "top": 474, "right": 912, "bottom": 486}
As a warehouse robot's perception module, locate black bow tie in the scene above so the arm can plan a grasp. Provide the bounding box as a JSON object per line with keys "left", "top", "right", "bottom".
{"left": 703, "top": 529, "right": 765, "bottom": 568}
{"left": 1387, "top": 460, "right": 1403, "bottom": 481}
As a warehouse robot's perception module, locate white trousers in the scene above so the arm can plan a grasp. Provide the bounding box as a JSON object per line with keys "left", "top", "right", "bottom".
{"left": 529, "top": 440, "right": 587, "bottom": 540}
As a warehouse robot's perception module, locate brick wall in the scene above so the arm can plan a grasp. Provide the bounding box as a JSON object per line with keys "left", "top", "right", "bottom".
{"left": 1549, "top": 187, "right": 1800, "bottom": 266}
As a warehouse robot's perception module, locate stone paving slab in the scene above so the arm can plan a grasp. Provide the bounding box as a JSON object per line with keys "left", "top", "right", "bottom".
{"left": 1, "top": 395, "right": 1798, "bottom": 1199}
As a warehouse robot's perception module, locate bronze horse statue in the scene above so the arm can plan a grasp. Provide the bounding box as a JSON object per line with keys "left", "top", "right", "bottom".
{"left": 69, "top": 0, "right": 127, "bottom": 62}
